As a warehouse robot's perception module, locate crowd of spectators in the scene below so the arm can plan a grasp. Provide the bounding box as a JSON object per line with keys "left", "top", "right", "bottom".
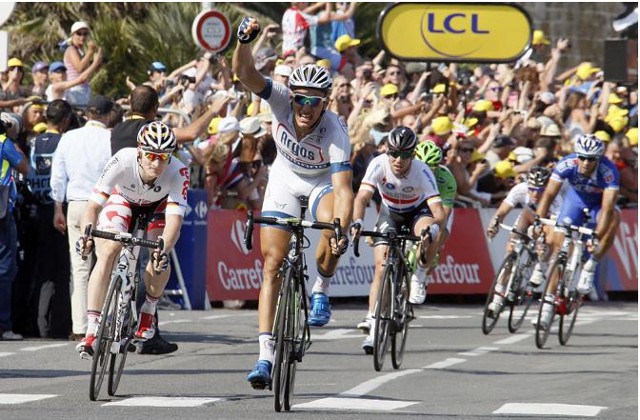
{"left": 0, "top": 5, "right": 637, "bottom": 339}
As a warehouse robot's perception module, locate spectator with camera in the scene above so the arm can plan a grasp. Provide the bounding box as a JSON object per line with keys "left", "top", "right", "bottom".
{"left": 63, "top": 21, "right": 100, "bottom": 107}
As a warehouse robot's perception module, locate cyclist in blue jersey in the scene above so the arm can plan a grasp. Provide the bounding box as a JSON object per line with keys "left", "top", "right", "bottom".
{"left": 233, "top": 17, "right": 353, "bottom": 390}
{"left": 535, "top": 134, "right": 620, "bottom": 328}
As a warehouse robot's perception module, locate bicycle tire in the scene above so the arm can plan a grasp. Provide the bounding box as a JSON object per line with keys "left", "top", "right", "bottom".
{"left": 508, "top": 253, "right": 535, "bottom": 333}
{"left": 391, "top": 270, "right": 411, "bottom": 369}
{"left": 273, "top": 266, "right": 292, "bottom": 413}
{"left": 108, "top": 286, "right": 135, "bottom": 396}
{"left": 535, "top": 259, "right": 563, "bottom": 349}
{"left": 373, "top": 264, "right": 393, "bottom": 372}
{"left": 89, "top": 275, "right": 121, "bottom": 401}
{"left": 559, "top": 277, "right": 582, "bottom": 345}
{"left": 284, "top": 274, "right": 305, "bottom": 411}
{"left": 482, "top": 256, "right": 514, "bottom": 335}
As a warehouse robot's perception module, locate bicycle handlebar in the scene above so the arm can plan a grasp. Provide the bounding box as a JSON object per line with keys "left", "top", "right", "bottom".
{"left": 85, "top": 224, "right": 163, "bottom": 250}
{"left": 243, "top": 210, "right": 342, "bottom": 251}
{"left": 498, "top": 223, "right": 534, "bottom": 242}
{"left": 537, "top": 217, "right": 596, "bottom": 237}
{"left": 353, "top": 229, "right": 422, "bottom": 258}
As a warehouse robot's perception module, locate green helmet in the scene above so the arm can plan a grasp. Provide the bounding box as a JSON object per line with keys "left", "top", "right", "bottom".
{"left": 415, "top": 140, "right": 443, "bottom": 167}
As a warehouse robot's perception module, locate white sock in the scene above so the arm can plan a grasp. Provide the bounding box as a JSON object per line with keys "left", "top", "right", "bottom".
{"left": 414, "top": 265, "right": 428, "bottom": 284}
{"left": 583, "top": 257, "right": 598, "bottom": 272}
{"left": 494, "top": 283, "right": 505, "bottom": 295}
{"left": 312, "top": 272, "right": 332, "bottom": 295}
{"left": 258, "top": 333, "right": 274, "bottom": 364}
{"left": 141, "top": 293, "right": 159, "bottom": 315}
{"left": 87, "top": 310, "right": 101, "bottom": 335}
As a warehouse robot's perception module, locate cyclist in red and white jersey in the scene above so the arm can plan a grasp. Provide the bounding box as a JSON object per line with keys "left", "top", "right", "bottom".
{"left": 350, "top": 127, "right": 446, "bottom": 353}
{"left": 234, "top": 17, "right": 353, "bottom": 389}
{"left": 74, "top": 122, "right": 189, "bottom": 358}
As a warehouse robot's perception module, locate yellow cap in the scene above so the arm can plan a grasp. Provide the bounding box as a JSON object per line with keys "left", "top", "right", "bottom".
{"left": 335, "top": 34, "right": 361, "bottom": 53}
{"left": 593, "top": 130, "right": 611, "bottom": 142}
{"left": 625, "top": 127, "right": 638, "bottom": 146}
{"left": 32, "top": 122, "right": 47, "bottom": 133}
{"left": 608, "top": 116, "right": 629, "bottom": 133}
{"left": 532, "top": 30, "right": 550, "bottom": 46}
{"left": 207, "top": 116, "right": 222, "bottom": 135}
{"left": 316, "top": 59, "right": 331, "bottom": 69}
{"left": 576, "top": 62, "right": 600, "bottom": 80}
{"left": 608, "top": 93, "right": 623, "bottom": 104}
{"left": 494, "top": 160, "right": 518, "bottom": 178}
{"left": 7, "top": 57, "right": 23, "bottom": 68}
{"left": 432, "top": 83, "right": 446, "bottom": 94}
{"left": 473, "top": 99, "right": 494, "bottom": 112}
{"left": 380, "top": 83, "right": 399, "bottom": 97}
{"left": 431, "top": 116, "right": 453, "bottom": 136}
{"left": 470, "top": 149, "right": 485, "bottom": 163}
{"left": 607, "top": 104, "right": 629, "bottom": 118}
{"left": 464, "top": 117, "right": 479, "bottom": 129}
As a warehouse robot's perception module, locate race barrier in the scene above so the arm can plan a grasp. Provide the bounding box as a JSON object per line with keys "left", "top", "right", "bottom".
{"left": 201, "top": 207, "right": 637, "bottom": 302}
{"left": 168, "top": 202, "right": 638, "bottom": 304}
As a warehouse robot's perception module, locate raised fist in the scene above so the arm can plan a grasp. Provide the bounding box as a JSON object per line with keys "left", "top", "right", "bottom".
{"left": 237, "top": 17, "right": 261, "bottom": 44}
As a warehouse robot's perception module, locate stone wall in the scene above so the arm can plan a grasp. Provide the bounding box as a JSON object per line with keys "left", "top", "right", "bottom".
{"left": 519, "top": 2, "right": 628, "bottom": 70}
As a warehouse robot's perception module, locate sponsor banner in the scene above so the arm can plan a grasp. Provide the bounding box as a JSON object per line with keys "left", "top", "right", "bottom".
{"left": 601, "top": 209, "right": 637, "bottom": 291}
{"left": 377, "top": 3, "right": 532, "bottom": 62}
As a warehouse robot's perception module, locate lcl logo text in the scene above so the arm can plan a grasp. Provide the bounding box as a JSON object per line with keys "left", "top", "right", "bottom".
{"left": 425, "top": 13, "right": 489, "bottom": 34}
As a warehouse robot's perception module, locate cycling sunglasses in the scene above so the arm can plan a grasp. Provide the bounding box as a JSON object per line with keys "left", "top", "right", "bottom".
{"left": 577, "top": 155, "right": 598, "bottom": 162}
{"left": 142, "top": 151, "right": 171, "bottom": 162}
{"left": 388, "top": 149, "right": 414, "bottom": 160}
{"left": 528, "top": 186, "right": 545, "bottom": 193}
{"left": 292, "top": 94, "right": 325, "bottom": 107}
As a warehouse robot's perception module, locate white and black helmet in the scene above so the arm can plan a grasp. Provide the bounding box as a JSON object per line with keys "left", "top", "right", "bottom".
{"left": 388, "top": 126, "right": 417, "bottom": 151}
{"left": 574, "top": 133, "right": 604, "bottom": 158}
{"left": 527, "top": 166, "right": 551, "bottom": 187}
{"left": 289, "top": 64, "right": 332, "bottom": 91}
{"left": 137, "top": 121, "right": 176, "bottom": 153}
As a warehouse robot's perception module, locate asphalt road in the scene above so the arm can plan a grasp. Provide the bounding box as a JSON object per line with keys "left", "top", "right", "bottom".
{"left": 0, "top": 301, "right": 636, "bottom": 420}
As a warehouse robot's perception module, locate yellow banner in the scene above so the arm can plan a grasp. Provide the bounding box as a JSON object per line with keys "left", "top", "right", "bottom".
{"left": 378, "top": 3, "right": 532, "bottom": 62}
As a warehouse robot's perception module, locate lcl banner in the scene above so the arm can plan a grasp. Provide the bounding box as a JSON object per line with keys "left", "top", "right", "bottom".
{"left": 600, "top": 209, "right": 638, "bottom": 291}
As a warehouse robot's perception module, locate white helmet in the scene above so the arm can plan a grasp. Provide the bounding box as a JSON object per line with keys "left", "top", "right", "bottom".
{"left": 289, "top": 64, "right": 332, "bottom": 91}
{"left": 574, "top": 133, "right": 604, "bottom": 158}
{"left": 137, "top": 121, "right": 176, "bottom": 153}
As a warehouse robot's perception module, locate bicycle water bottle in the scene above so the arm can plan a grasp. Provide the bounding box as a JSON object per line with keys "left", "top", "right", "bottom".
{"left": 406, "top": 243, "right": 418, "bottom": 272}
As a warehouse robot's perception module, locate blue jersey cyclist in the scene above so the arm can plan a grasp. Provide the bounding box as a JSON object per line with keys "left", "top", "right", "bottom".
{"left": 535, "top": 134, "right": 620, "bottom": 329}
{"left": 233, "top": 17, "right": 354, "bottom": 390}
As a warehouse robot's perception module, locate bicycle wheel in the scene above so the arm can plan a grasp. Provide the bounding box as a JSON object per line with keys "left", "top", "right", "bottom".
{"left": 482, "top": 256, "right": 514, "bottom": 335}
{"left": 391, "top": 270, "right": 411, "bottom": 369}
{"left": 508, "top": 254, "right": 535, "bottom": 333}
{"left": 89, "top": 275, "right": 121, "bottom": 401}
{"left": 559, "top": 276, "right": 582, "bottom": 346}
{"left": 108, "top": 286, "right": 135, "bottom": 396}
{"left": 273, "top": 266, "right": 293, "bottom": 413}
{"left": 535, "top": 260, "right": 563, "bottom": 349}
{"left": 373, "top": 264, "right": 393, "bottom": 372}
{"left": 283, "top": 275, "right": 306, "bottom": 411}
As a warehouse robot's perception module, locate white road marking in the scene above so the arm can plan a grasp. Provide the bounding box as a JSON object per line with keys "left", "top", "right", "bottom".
{"left": 0, "top": 394, "right": 57, "bottom": 404}
{"left": 459, "top": 346, "right": 499, "bottom": 356}
{"left": 200, "top": 314, "right": 232, "bottom": 320}
{"left": 423, "top": 358, "right": 466, "bottom": 369}
{"left": 0, "top": 352, "right": 15, "bottom": 358}
{"left": 340, "top": 369, "right": 422, "bottom": 397}
{"left": 494, "top": 403, "right": 606, "bottom": 417}
{"left": 294, "top": 397, "right": 419, "bottom": 411}
{"left": 20, "top": 343, "right": 68, "bottom": 352}
{"left": 312, "top": 329, "right": 362, "bottom": 340}
{"left": 157, "top": 319, "right": 190, "bottom": 326}
{"left": 102, "top": 396, "right": 222, "bottom": 407}
{"left": 494, "top": 334, "right": 531, "bottom": 345}
{"left": 419, "top": 315, "right": 473, "bottom": 319}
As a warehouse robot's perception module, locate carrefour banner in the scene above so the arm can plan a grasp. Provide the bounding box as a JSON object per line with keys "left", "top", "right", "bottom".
{"left": 377, "top": 3, "right": 532, "bottom": 62}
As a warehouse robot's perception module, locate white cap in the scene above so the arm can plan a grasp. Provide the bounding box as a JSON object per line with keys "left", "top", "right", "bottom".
{"left": 274, "top": 64, "right": 293, "bottom": 77}
{"left": 512, "top": 146, "right": 534, "bottom": 164}
{"left": 71, "top": 21, "right": 89, "bottom": 34}
{"left": 217, "top": 117, "right": 240, "bottom": 134}
{"left": 240, "top": 116, "right": 267, "bottom": 137}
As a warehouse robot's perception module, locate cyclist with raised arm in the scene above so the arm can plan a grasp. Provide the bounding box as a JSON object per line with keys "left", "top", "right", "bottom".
{"left": 75, "top": 122, "right": 189, "bottom": 357}
{"left": 233, "top": 17, "right": 353, "bottom": 389}
{"left": 350, "top": 127, "right": 446, "bottom": 353}
{"left": 535, "top": 134, "right": 620, "bottom": 329}
{"left": 485, "top": 166, "right": 564, "bottom": 314}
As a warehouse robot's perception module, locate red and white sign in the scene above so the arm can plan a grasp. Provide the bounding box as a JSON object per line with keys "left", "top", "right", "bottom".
{"left": 191, "top": 9, "right": 231, "bottom": 53}
{"left": 603, "top": 208, "right": 638, "bottom": 291}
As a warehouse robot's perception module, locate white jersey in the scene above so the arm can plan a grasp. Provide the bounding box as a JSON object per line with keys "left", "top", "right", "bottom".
{"left": 89, "top": 148, "right": 189, "bottom": 217}
{"left": 360, "top": 154, "right": 441, "bottom": 213}
{"left": 265, "top": 81, "right": 351, "bottom": 178}
{"left": 503, "top": 181, "right": 565, "bottom": 217}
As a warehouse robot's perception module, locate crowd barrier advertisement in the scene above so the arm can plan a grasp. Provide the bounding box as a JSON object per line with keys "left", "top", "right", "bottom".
{"left": 204, "top": 208, "right": 637, "bottom": 301}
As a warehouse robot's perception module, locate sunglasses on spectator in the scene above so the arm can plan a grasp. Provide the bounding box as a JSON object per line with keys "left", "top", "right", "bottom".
{"left": 292, "top": 94, "right": 325, "bottom": 107}
{"left": 338, "top": 83, "right": 350, "bottom": 88}
{"left": 459, "top": 147, "right": 474, "bottom": 153}
{"left": 577, "top": 155, "right": 598, "bottom": 162}
{"left": 142, "top": 151, "right": 171, "bottom": 162}
{"left": 489, "top": 86, "right": 502, "bottom": 92}
{"left": 383, "top": 93, "right": 398, "bottom": 100}
{"left": 387, "top": 71, "right": 400, "bottom": 76}
{"left": 388, "top": 149, "right": 414, "bottom": 160}
{"left": 75, "top": 31, "right": 89, "bottom": 36}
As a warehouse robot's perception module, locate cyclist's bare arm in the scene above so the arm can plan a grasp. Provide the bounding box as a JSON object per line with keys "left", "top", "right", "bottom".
{"left": 232, "top": 30, "right": 267, "bottom": 95}
{"left": 487, "top": 200, "right": 514, "bottom": 237}
{"left": 427, "top": 198, "right": 446, "bottom": 238}
{"left": 352, "top": 188, "right": 374, "bottom": 224}
{"left": 79, "top": 199, "right": 103, "bottom": 236}
{"left": 159, "top": 213, "right": 183, "bottom": 254}
{"left": 332, "top": 170, "right": 355, "bottom": 233}
{"left": 536, "top": 178, "right": 562, "bottom": 219}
